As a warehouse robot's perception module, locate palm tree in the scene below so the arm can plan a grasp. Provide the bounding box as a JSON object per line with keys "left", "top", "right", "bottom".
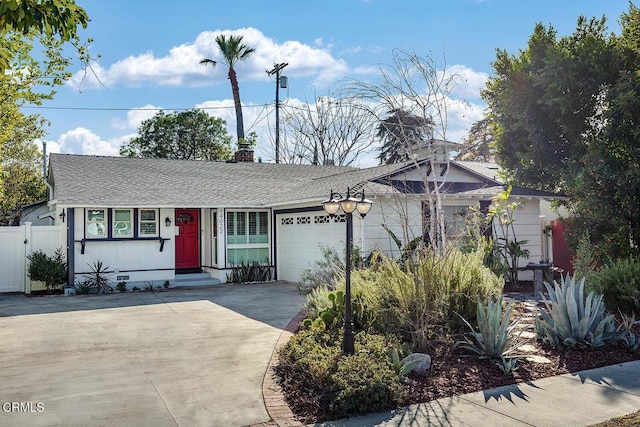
{"left": 200, "top": 34, "right": 256, "bottom": 143}
{"left": 376, "top": 108, "right": 433, "bottom": 164}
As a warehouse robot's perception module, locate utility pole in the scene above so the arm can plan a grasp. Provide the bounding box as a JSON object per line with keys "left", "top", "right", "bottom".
{"left": 267, "top": 63, "right": 288, "bottom": 164}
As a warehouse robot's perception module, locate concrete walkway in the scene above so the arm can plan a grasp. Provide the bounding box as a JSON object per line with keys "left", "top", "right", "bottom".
{"left": 317, "top": 360, "right": 640, "bottom": 426}
{"left": 0, "top": 283, "right": 306, "bottom": 427}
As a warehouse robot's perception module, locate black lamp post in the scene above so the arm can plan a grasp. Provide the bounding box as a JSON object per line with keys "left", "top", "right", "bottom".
{"left": 322, "top": 187, "right": 372, "bottom": 354}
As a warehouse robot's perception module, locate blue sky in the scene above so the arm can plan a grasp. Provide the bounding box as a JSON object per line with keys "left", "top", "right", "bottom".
{"left": 33, "top": 0, "right": 632, "bottom": 166}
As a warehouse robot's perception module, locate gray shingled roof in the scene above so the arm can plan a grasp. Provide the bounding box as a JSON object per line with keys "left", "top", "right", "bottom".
{"left": 49, "top": 154, "right": 563, "bottom": 208}
{"left": 48, "top": 154, "right": 383, "bottom": 207}
{"left": 453, "top": 161, "right": 503, "bottom": 183}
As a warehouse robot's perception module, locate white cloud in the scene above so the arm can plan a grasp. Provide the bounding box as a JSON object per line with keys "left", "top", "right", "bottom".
{"left": 56, "top": 128, "right": 123, "bottom": 156}
{"left": 444, "top": 65, "right": 489, "bottom": 100}
{"left": 442, "top": 98, "right": 485, "bottom": 142}
{"left": 68, "top": 28, "right": 350, "bottom": 91}
{"left": 111, "top": 105, "right": 163, "bottom": 131}
{"left": 39, "top": 139, "right": 62, "bottom": 155}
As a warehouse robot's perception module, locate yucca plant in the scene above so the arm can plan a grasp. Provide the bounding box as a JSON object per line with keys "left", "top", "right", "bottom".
{"left": 535, "top": 275, "right": 617, "bottom": 348}
{"left": 455, "top": 296, "right": 524, "bottom": 375}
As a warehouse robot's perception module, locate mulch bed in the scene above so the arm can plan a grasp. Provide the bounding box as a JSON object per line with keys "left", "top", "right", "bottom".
{"left": 405, "top": 331, "right": 640, "bottom": 403}
{"left": 277, "top": 292, "right": 640, "bottom": 424}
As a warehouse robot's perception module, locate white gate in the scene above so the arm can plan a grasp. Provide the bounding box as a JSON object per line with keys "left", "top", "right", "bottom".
{"left": 0, "top": 223, "right": 65, "bottom": 293}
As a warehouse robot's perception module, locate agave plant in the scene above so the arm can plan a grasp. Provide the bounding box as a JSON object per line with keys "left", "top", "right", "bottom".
{"left": 617, "top": 311, "right": 640, "bottom": 353}
{"left": 535, "top": 275, "right": 617, "bottom": 348}
{"left": 455, "top": 296, "right": 525, "bottom": 369}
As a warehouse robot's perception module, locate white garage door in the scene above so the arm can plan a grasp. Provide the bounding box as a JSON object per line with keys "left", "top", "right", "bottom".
{"left": 276, "top": 211, "right": 346, "bottom": 282}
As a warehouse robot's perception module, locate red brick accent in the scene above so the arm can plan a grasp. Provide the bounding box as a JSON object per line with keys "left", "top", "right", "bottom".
{"left": 235, "top": 148, "right": 254, "bottom": 162}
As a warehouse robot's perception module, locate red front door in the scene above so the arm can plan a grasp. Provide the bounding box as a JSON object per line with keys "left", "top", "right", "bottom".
{"left": 175, "top": 209, "right": 200, "bottom": 270}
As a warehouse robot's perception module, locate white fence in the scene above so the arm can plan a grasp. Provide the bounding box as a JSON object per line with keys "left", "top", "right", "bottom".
{"left": 0, "top": 223, "right": 65, "bottom": 293}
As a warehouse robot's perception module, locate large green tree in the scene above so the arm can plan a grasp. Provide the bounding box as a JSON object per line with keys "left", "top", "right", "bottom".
{"left": 567, "top": 4, "right": 640, "bottom": 258}
{"left": 483, "top": 16, "right": 616, "bottom": 192}
{"left": 0, "top": 0, "right": 90, "bottom": 224}
{"left": 455, "top": 118, "right": 496, "bottom": 162}
{"left": 483, "top": 6, "right": 640, "bottom": 258}
{"left": 376, "top": 108, "right": 433, "bottom": 165}
{"left": 0, "top": 130, "right": 46, "bottom": 225}
{"left": 200, "top": 34, "right": 255, "bottom": 143}
{"left": 0, "top": 30, "right": 80, "bottom": 224}
{"left": 120, "top": 109, "right": 234, "bottom": 161}
{"left": 0, "top": 0, "right": 89, "bottom": 72}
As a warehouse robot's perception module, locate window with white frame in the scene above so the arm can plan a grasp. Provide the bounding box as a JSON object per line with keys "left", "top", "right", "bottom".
{"left": 139, "top": 209, "right": 159, "bottom": 237}
{"left": 226, "top": 211, "right": 269, "bottom": 265}
{"left": 86, "top": 209, "right": 107, "bottom": 238}
{"left": 443, "top": 205, "right": 471, "bottom": 238}
{"left": 113, "top": 209, "right": 133, "bottom": 237}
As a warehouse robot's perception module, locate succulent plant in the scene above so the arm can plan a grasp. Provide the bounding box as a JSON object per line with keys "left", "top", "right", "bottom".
{"left": 535, "top": 274, "right": 617, "bottom": 348}
{"left": 455, "top": 296, "right": 525, "bottom": 376}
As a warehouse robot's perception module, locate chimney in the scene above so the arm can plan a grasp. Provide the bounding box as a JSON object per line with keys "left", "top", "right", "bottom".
{"left": 234, "top": 144, "right": 254, "bottom": 163}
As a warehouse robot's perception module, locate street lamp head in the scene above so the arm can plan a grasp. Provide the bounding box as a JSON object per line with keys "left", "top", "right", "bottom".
{"left": 338, "top": 187, "right": 357, "bottom": 214}
{"left": 340, "top": 196, "right": 359, "bottom": 214}
{"left": 356, "top": 196, "right": 373, "bottom": 217}
{"left": 323, "top": 190, "right": 341, "bottom": 216}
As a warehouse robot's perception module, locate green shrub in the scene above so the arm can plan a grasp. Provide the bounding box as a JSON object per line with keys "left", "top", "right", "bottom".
{"left": 330, "top": 352, "right": 405, "bottom": 419}
{"left": 27, "top": 247, "right": 67, "bottom": 293}
{"left": 73, "top": 281, "right": 92, "bottom": 295}
{"left": 305, "top": 285, "right": 333, "bottom": 320}
{"left": 535, "top": 275, "right": 617, "bottom": 348}
{"left": 572, "top": 232, "right": 599, "bottom": 285}
{"left": 277, "top": 328, "right": 406, "bottom": 421}
{"left": 279, "top": 324, "right": 342, "bottom": 386}
{"left": 304, "top": 286, "right": 380, "bottom": 333}
{"left": 299, "top": 245, "right": 345, "bottom": 294}
{"left": 589, "top": 258, "right": 640, "bottom": 316}
{"left": 345, "top": 248, "right": 503, "bottom": 351}
{"left": 226, "top": 260, "right": 273, "bottom": 283}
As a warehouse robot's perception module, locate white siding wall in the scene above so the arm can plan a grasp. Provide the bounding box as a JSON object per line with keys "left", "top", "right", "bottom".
{"left": 492, "top": 199, "right": 543, "bottom": 281}
{"left": 271, "top": 195, "right": 547, "bottom": 284}
{"left": 73, "top": 208, "right": 176, "bottom": 284}
{"left": 202, "top": 208, "right": 212, "bottom": 268}
{"left": 362, "top": 195, "right": 423, "bottom": 258}
{"left": 392, "top": 163, "right": 485, "bottom": 184}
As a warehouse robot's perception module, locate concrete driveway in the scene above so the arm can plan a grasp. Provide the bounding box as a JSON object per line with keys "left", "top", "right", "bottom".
{"left": 0, "top": 282, "right": 306, "bottom": 427}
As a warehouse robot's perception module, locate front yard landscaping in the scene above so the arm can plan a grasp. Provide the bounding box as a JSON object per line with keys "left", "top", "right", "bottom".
{"left": 275, "top": 247, "right": 640, "bottom": 424}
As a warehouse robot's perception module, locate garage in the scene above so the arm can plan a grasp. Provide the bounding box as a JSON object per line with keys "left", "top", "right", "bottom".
{"left": 275, "top": 210, "right": 347, "bottom": 282}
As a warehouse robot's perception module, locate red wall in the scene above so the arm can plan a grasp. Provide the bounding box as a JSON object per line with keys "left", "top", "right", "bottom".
{"left": 552, "top": 219, "right": 574, "bottom": 275}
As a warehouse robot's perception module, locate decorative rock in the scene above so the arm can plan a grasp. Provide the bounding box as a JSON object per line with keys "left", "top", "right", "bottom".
{"left": 518, "top": 331, "right": 537, "bottom": 339}
{"left": 525, "top": 354, "right": 552, "bottom": 364}
{"left": 400, "top": 353, "right": 431, "bottom": 375}
{"left": 518, "top": 344, "right": 537, "bottom": 353}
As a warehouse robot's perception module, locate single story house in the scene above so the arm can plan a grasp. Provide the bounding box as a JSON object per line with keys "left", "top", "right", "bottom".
{"left": 42, "top": 147, "right": 564, "bottom": 288}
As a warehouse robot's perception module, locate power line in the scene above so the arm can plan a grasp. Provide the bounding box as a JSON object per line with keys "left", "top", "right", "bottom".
{"left": 21, "top": 104, "right": 272, "bottom": 112}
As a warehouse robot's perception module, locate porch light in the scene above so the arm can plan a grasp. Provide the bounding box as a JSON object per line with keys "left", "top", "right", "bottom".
{"left": 165, "top": 216, "right": 172, "bottom": 227}
{"left": 321, "top": 187, "right": 373, "bottom": 355}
